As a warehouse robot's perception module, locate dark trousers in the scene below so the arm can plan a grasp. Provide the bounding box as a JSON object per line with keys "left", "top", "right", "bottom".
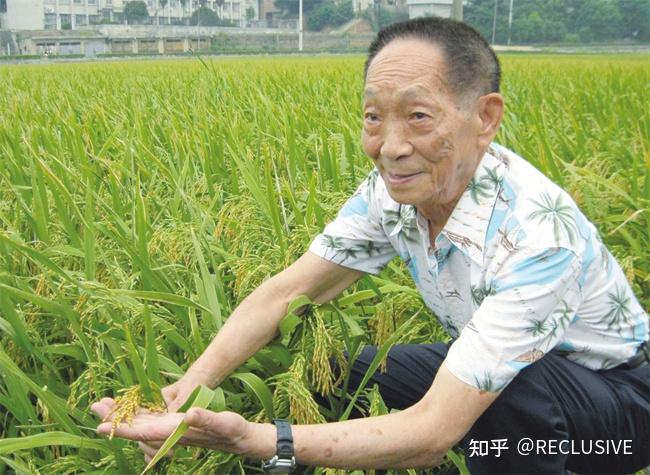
{"left": 330, "top": 343, "right": 650, "bottom": 475}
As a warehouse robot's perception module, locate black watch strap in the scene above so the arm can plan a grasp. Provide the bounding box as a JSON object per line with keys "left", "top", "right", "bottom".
{"left": 274, "top": 419, "right": 294, "bottom": 458}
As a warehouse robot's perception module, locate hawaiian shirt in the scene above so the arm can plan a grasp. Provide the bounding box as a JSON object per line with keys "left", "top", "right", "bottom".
{"left": 309, "top": 143, "right": 649, "bottom": 392}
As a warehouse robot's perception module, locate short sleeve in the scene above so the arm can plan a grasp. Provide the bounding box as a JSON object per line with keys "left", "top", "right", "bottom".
{"left": 309, "top": 171, "right": 397, "bottom": 275}
{"left": 445, "top": 246, "right": 583, "bottom": 392}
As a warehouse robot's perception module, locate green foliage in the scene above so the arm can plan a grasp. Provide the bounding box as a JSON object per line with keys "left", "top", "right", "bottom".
{"left": 189, "top": 6, "right": 221, "bottom": 26}
{"left": 210, "top": 32, "right": 238, "bottom": 51}
{"left": 0, "top": 54, "right": 42, "bottom": 60}
{"left": 0, "top": 55, "right": 647, "bottom": 474}
{"left": 361, "top": 6, "right": 409, "bottom": 32}
{"left": 274, "top": 0, "right": 322, "bottom": 16}
{"left": 245, "top": 6, "right": 256, "bottom": 21}
{"left": 307, "top": 0, "right": 353, "bottom": 31}
{"left": 465, "top": 0, "right": 650, "bottom": 44}
{"left": 618, "top": 0, "right": 650, "bottom": 40}
{"left": 124, "top": 0, "right": 149, "bottom": 24}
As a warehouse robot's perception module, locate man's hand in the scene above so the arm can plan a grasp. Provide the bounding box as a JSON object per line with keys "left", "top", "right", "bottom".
{"left": 162, "top": 378, "right": 203, "bottom": 413}
{"left": 133, "top": 376, "right": 215, "bottom": 462}
{"left": 107, "top": 252, "right": 363, "bottom": 463}
{"left": 91, "top": 398, "right": 252, "bottom": 463}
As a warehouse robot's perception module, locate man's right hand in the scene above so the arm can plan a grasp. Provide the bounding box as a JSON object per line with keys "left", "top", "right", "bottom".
{"left": 162, "top": 379, "right": 199, "bottom": 413}
{"left": 161, "top": 251, "right": 363, "bottom": 415}
{"left": 137, "top": 252, "right": 364, "bottom": 460}
{"left": 163, "top": 372, "right": 215, "bottom": 413}
{"left": 136, "top": 376, "right": 214, "bottom": 463}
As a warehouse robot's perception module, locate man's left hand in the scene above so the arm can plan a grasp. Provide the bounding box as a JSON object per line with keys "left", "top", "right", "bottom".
{"left": 91, "top": 398, "right": 251, "bottom": 461}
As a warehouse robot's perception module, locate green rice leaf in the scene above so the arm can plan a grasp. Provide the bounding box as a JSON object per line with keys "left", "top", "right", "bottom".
{"left": 0, "top": 432, "right": 111, "bottom": 455}
{"left": 230, "top": 372, "right": 274, "bottom": 420}
{"left": 446, "top": 449, "right": 469, "bottom": 475}
{"left": 143, "top": 304, "right": 162, "bottom": 387}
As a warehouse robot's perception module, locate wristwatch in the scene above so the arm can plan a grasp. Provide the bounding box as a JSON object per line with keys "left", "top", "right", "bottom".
{"left": 261, "top": 419, "right": 296, "bottom": 474}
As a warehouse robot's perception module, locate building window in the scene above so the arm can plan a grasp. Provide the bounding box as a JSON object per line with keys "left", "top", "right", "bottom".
{"left": 44, "top": 13, "right": 57, "bottom": 28}
{"left": 89, "top": 14, "right": 99, "bottom": 23}
{"left": 88, "top": 0, "right": 96, "bottom": 4}
{"left": 76, "top": 14, "right": 87, "bottom": 25}
{"left": 74, "top": 0, "right": 82, "bottom": 4}
{"left": 60, "top": 13, "right": 72, "bottom": 28}
{"left": 0, "top": 0, "right": 6, "bottom": 14}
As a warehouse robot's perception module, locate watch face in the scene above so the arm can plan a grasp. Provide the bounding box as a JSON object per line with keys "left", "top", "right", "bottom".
{"left": 265, "top": 466, "right": 292, "bottom": 474}
{"left": 262, "top": 456, "right": 296, "bottom": 474}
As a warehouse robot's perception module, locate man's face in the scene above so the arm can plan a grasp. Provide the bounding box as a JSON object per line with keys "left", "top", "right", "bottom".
{"left": 362, "top": 38, "right": 485, "bottom": 215}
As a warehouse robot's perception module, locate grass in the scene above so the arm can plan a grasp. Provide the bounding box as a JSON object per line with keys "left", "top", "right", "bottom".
{"left": 0, "top": 54, "right": 648, "bottom": 474}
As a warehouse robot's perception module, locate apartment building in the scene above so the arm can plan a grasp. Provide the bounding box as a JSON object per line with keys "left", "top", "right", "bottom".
{"left": 351, "top": 0, "right": 407, "bottom": 15}
{"left": 0, "top": 0, "right": 258, "bottom": 31}
{"left": 406, "top": 0, "right": 454, "bottom": 19}
{"left": 258, "top": 0, "right": 280, "bottom": 24}
{"left": 1, "top": 0, "right": 46, "bottom": 29}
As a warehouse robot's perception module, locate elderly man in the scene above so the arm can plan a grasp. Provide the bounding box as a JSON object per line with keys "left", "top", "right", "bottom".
{"left": 92, "top": 18, "right": 649, "bottom": 474}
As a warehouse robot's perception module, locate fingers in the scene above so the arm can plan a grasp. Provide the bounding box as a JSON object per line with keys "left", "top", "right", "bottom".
{"left": 161, "top": 384, "right": 189, "bottom": 413}
{"left": 96, "top": 412, "right": 184, "bottom": 441}
{"left": 166, "top": 399, "right": 185, "bottom": 413}
{"left": 138, "top": 440, "right": 174, "bottom": 462}
{"left": 91, "top": 397, "right": 153, "bottom": 422}
{"left": 138, "top": 441, "right": 159, "bottom": 459}
{"left": 183, "top": 407, "right": 212, "bottom": 429}
{"left": 161, "top": 385, "right": 179, "bottom": 408}
{"left": 167, "top": 388, "right": 195, "bottom": 412}
{"left": 90, "top": 398, "right": 116, "bottom": 419}
{"left": 142, "top": 440, "right": 164, "bottom": 450}
{"left": 184, "top": 409, "right": 247, "bottom": 438}
{"left": 177, "top": 410, "right": 251, "bottom": 452}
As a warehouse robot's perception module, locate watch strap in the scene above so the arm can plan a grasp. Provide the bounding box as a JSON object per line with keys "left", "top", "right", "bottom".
{"left": 273, "top": 419, "right": 294, "bottom": 458}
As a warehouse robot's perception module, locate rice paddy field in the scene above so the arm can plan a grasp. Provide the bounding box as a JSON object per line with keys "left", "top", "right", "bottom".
{"left": 0, "top": 54, "right": 648, "bottom": 474}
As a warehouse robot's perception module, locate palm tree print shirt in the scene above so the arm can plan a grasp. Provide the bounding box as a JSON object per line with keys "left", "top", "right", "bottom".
{"left": 309, "top": 143, "right": 649, "bottom": 392}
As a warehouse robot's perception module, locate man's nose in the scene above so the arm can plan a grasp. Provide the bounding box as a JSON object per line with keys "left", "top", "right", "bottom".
{"left": 379, "top": 124, "right": 413, "bottom": 160}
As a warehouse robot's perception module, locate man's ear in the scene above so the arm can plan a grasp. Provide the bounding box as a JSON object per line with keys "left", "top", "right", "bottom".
{"left": 476, "top": 93, "right": 504, "bottom": 148}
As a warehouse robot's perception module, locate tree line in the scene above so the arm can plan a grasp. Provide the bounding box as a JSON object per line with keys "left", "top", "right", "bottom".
{"left": 123, "top": 0, "right": 649, "bottom": 42}
{"left": 465, "top": 0, "right": 649, "bottom": 44}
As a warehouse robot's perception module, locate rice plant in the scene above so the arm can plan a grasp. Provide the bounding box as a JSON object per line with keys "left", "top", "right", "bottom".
{"left": 0, "top": 54, "right": 647, "bottom": 474}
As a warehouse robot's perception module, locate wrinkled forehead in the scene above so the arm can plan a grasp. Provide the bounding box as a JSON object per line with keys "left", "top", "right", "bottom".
{"left": 364, "top": 38, "right": 450, "bottom": 93}
{"left": 364, "top": 84, "right": 435, "bottom": 102}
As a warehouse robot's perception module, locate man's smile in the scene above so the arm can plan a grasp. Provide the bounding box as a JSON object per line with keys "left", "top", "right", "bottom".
{"left": 386, "top": 171, "right": 424, "bottom": 185}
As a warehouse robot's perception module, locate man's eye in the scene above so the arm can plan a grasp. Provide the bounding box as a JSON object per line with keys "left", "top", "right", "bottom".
{"left": 365, "top": 113, "right": 379, "bottom": 123}
{"left": 412, "top": 112, "right": 429, "bottom": 120}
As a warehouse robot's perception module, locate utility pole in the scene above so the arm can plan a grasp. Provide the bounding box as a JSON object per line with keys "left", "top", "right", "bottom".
{"left": 452, "top": 0, "right": 462, "bottom": 21}
{"left": 373, "top": 0, "right": 380, "bottom": 31}
{"left": 491, "top": 0, "right": 498, "bottom": 44}
{"left": 507, "top": 0, "right": 513, "bottom": 45}
{"left": 298, "top": 0, "right": 303, "bottom": 51}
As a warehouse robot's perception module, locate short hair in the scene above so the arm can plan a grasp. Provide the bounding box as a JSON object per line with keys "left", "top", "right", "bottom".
{"left": 364, "top": 17, "right": 501, "bottom": 99}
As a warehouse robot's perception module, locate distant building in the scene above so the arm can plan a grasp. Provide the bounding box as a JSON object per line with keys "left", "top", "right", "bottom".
{"left": 2, "top": 0, "right": 45, "bottom": 30}
{"left": 406, "top": 0, "right": 453, "bottom": 19}
{"left": 0, "top": 0, "right": 260, "bottom": 31}
{"left": 352, "top": 0, "right": 407, "bottom": 15}
{"left": 258, "top": 0, "right": 281, "bottom": 25}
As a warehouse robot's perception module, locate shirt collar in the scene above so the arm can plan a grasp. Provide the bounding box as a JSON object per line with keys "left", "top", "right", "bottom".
{"left": 439, "top": 147, "right": 507, "bottom": 266}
